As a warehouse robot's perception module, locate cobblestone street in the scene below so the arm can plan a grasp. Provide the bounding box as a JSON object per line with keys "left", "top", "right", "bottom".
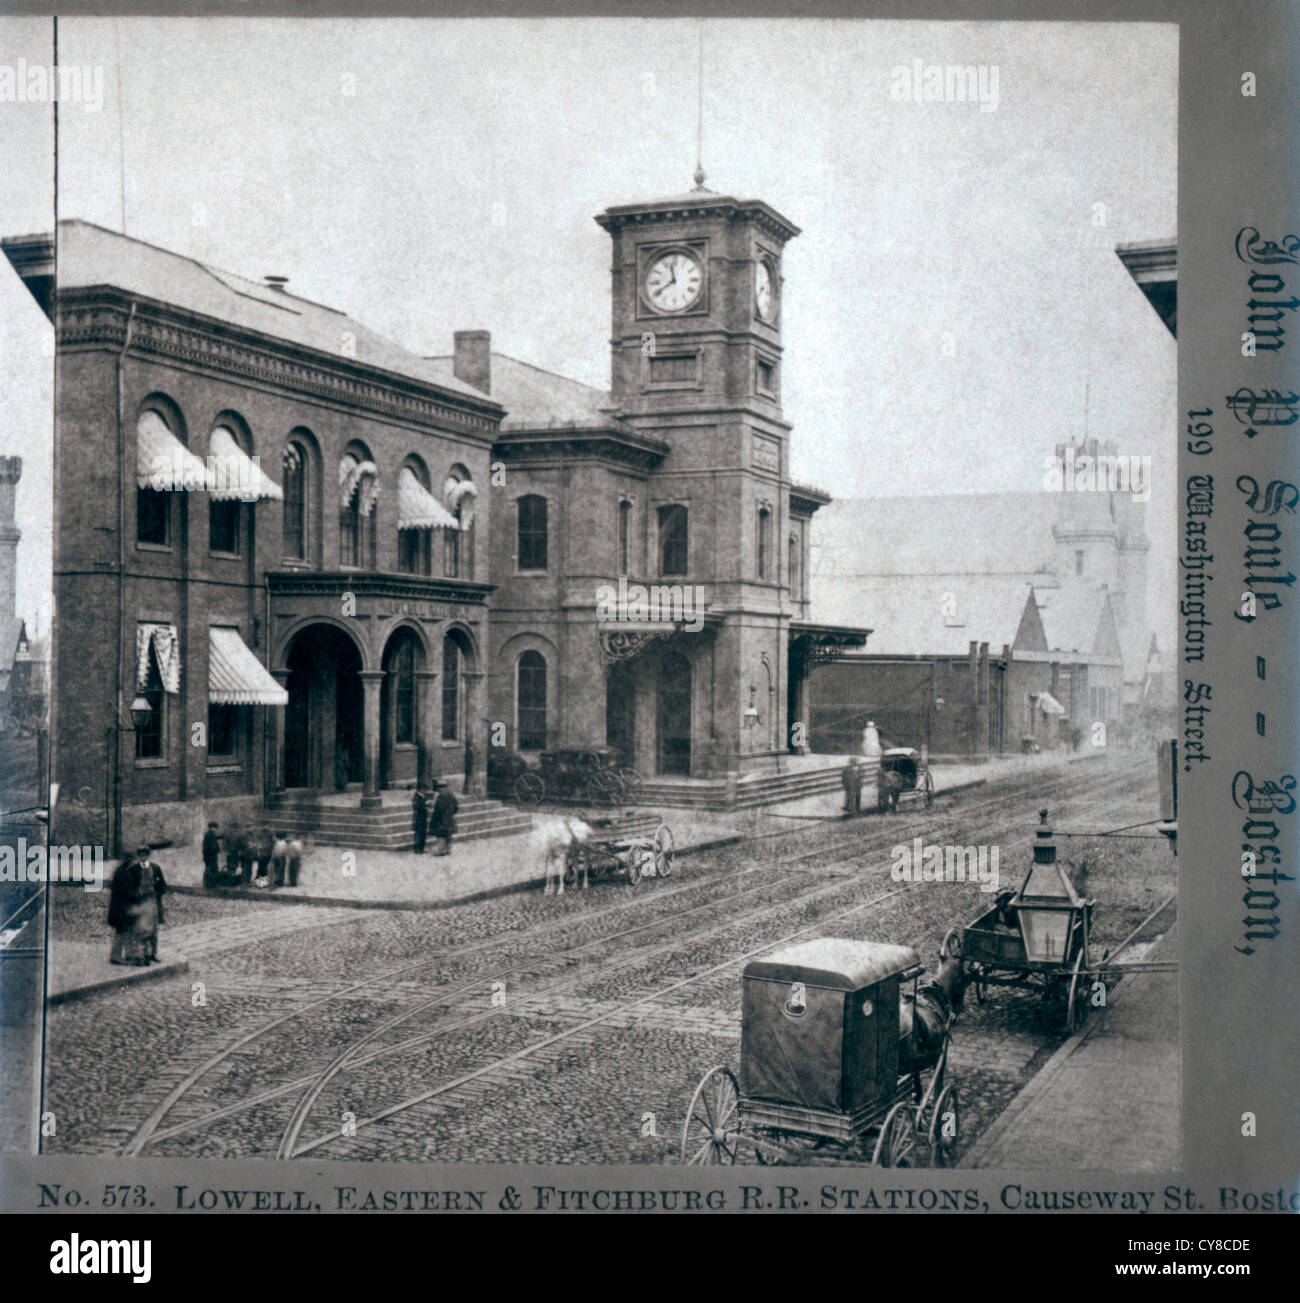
{"left": 40, "top": 754, "right": 1174, "bottom": 1167}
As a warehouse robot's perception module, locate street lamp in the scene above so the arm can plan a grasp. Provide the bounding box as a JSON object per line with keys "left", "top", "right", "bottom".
{"left": 129, "top": 695, "right": 153, "bottom": 730}
{"left": 1013, "top": 809, "right": 1093, "bottom": 965}
{"left": 742, "top": 685, "right": 760, "bottom": 729}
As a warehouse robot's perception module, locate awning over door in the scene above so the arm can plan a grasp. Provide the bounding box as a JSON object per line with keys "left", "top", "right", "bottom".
{"left": 208, "top": 426, "right": 283, "bottom": 502}
{"left": 209, "top": 627, "right": 288, "bottom": 706}
{"left": 1035, "top": 692, "right": 1066, "bottom": 716}
{"left": 136, "top": 411, "right": 211, "bottom": 492}
{"left": 398, "top": 467, "right": 459, "bottom": 530}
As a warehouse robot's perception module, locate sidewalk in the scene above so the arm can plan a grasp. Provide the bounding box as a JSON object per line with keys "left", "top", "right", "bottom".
{"left": 960, "top": 923, "right": 1180, "bottom": 1171}
{"left": 127, "top": 807, "right": 747, "bottom": 911}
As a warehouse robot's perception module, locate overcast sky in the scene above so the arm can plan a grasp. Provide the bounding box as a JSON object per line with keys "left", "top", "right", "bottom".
{"left": 1, "top": 15, "right": 1177, "bottom": 644}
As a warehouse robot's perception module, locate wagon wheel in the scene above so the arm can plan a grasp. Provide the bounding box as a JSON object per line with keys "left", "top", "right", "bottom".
{"left": 618, "top": 768, "right": 645, "bottom": 806}
{"left": 872, "top": 1100, "right": 919, "bottom": 1168}
{"left": 588, "top": 768, "right": 623, "bottom": 806}
{"left": 940, "top": 928, "right": 963, "bottom": 961}
{"left": 653, "top": 823, "right": 675, "bottom": 878}
{"left": 923, "top": 769, "right": 935, "bottom": 808}
{"left": 514, "top": 771, "right": 544, "bottom": 805}
{"left": 681, "top": 1066, "right": 741, "bottom": 1166}
{"left": 928, "top": 1085, "right": 960, "bottom": 1167}
{"left": 625, "top": 847, "right": 648, "bottom": 888}
{"left": 1066, "top": 949, "right": 1089, "bottom": 1034}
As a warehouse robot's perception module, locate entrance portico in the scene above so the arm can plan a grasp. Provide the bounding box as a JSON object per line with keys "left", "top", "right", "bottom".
{"left": 268, "top": 572, "right": 492, "bottom": 804}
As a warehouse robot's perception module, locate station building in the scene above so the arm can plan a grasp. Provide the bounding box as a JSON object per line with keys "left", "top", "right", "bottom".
{"left": 5, "top": 179, "right": 865, "bottom": 849}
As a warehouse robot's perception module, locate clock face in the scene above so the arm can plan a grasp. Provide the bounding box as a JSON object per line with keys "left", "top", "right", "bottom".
{"left": 755, "top": 260, "right": 775, "bottom": 321}
{"left": 645, "top": 251, "right": 704, "bottom": 313}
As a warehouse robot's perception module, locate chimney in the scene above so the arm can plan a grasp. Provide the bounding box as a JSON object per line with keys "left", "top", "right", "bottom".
{"left": 453, "top": 330, "right": 491, "bottom": 395}
{"left": 0, "top": 457, "right": 21, "bottom": 621}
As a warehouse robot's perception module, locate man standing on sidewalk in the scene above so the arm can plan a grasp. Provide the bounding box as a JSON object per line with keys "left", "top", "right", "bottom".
{"left": 202, "top": 822, "right": 222, "bottom": 890}
{"left": 428, "top": 780, "right": 458, "bottom": 857}
{"left": 412, "top": 788, "right": 430, "bottom": 854}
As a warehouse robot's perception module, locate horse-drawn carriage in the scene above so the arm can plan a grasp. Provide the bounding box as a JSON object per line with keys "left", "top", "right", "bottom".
{"left": 878, "top": 747, "right": 935, "bottom": 813}
{"left": 681, "top": 938, "right": 962, "bottom": 1167}
{"left": 945, "top": 809, "right": 1177, "bottom": 1033}
{"left": 511, "top": 746, "right": 644, "bottom": 807}
{"left": 565, "top": 813, "right": 675, "bottom": 888}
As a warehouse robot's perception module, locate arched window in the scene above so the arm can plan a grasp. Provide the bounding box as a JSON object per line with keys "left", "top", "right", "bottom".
{"left": 444, "top": 466, "right": 476, "bottom": 579}
{"left": 659, "top": 504, "right": 688, "bottom": 576}
{"left": 397, "top": 460, "right": 434, "bottom": 576}
{"left": 756, "top": 506, "right": 772, "bottom": 580}
{"left": 392, "top": 638, "right": 416, "bottom": 745}
{"left": 441, "top": 635, "right": 461, "bottom": 741}
{"left": 283, "top": 442, "right": 307, "bottom": 561}
{"left": 618, "top": 500, "right": 632, "bottom": 576}
{"left": 518, "top": 494, "right": 548, "bottom": 571}
{"left": 135, "top": 649, "right": 165, "bottom": 760}
{"left": 340, "top": 445, "right": 378, "bottom": 569}
{"left": 518, "top": 651, "right": 547, "bottom": 750}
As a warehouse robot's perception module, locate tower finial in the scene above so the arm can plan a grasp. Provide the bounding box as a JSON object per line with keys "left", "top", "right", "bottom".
{"left": 693, "top": 19, "right": 706, "bottom": 191}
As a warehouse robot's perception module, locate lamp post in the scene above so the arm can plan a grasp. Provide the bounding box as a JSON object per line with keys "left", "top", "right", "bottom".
{"left": 1013, "top": 809, "right": 1093, "bottom": 967}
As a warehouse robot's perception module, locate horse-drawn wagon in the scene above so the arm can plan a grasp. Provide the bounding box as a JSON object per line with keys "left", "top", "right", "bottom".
{"left": 512, "top": 746, "right": 643, "bottom": 807}
{"left": 878, "top": 747, "right": 935, "bottom": 813}
{"left": 680, "top": 937, "right": 963, "bottom": 1167}
{"left": 565, "top": 813, "right": 675, "bottom": 889}
{"left": 944, "top": 809, "right": 1177, "bottom": 1033}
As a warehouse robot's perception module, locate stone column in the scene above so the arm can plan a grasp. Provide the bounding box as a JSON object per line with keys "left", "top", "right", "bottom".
{"left": 415, "top": 669, "right": 439, "bottom": 790}
{"left": 270, "top": 670, "right": 290, "bottom": 794}
{"left": 359, "top": 670, "right": 385, "bottom": 808}
{"left": 462, "top": 671, "right": 488, "bottom": 797}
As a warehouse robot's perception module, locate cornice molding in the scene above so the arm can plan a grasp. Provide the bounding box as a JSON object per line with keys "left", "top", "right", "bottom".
{"left": 267, "top": 570, "right": 494, "bottom": 605}
{"left": 57, "top": 287, "right": 503, "bottom": 442}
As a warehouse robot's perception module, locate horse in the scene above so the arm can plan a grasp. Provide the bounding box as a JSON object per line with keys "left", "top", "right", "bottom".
{"left": 898, "top": 940, "right": 968, "bottom": 1100}
{"left": 533, "top": 815, "right": 593, "bottom": 896}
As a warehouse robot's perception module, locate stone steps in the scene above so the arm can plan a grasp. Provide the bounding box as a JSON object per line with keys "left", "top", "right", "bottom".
{"left": 638, "top": 763, "right": 854, "bottom": 811}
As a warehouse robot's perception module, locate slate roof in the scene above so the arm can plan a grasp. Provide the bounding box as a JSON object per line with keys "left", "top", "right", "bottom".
{"left": 424, "top": 352, "right": 618, "bottom": 431}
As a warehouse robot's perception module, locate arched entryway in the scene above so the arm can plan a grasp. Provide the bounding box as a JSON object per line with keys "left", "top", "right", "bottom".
{"left": 380, "top": 626, "right": 427, "bottom": 788}
{"left": 656, "top": 650, "right": 692, "bottom": 776}
{"left": 606, "top": 660, "right": 636, "bottom": 769}
{"left": 283, "top": 624, "right": 363, "bottom": 789}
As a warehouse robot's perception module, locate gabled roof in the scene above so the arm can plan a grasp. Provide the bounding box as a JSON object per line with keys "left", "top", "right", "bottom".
{"left": 424, "top": 351, "right": 618, "bottom": 431}
{"left": 810, "top": 576, "right": 1041, "bottom": 656}
{"left": 1035, "top": 583, "right": 1120, "bottom": 658}
{"left": 20, "top": 220, "right": 500, "bottom": 409}
{"left": 0, "top": 617, "right": 28, "bottom": 675}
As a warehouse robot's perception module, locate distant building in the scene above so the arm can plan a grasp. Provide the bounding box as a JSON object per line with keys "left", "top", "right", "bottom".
{"left": 0, "top": 456, "right": 32, "bottom": 733}
{"left": 1116, "top": 239, "right": 1177, "bottom": 337}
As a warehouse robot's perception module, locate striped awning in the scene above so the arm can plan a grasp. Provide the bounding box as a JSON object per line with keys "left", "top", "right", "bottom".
{"left": 136, "top": 622, "right": 180, "bottom": 694}
{"left": 208, "top": 426, "right": 283, "bottom": 503}
{"left": 209, "top": 627, "right": 288, "bottom": 706}
{"left": 398, "top": 467, "right": 459, "bottom": 530}
{"left": 339, "top": 454, "right": 380, "bottom": 517}
{"left": 1035, "top": 692, "right": 1066, "bottom": 716}
{"left": 445, "top": 476, "right": 478, "bottom": 530}
{"left": 137, "top": 411, "right": 211, "bottom": 492}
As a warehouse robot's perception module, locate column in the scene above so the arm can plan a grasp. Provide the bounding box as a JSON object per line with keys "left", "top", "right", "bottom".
{"left": 360, "top": 670, "right": 385, "bottom": 808}
{"left": 462, "top": 670, "right": 488, "bottom": 797}
{"left": 415, "top": 669, "right": 439, "bottom": 790}
{"left": 269, "top": 670, "right": 289, "bottom": 794}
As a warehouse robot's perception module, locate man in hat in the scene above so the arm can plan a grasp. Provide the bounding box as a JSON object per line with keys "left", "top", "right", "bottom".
{"left": 108, "top": 847, "right": 167, "bottom": 966}
{"left": 428, "top": 780, "right": 458, "bottom": 857}
{"left": 412, "top": 787, "right": 430, "bottom": 855}
{"left": 202, "top": 821, "right": 222, "bottom": 890}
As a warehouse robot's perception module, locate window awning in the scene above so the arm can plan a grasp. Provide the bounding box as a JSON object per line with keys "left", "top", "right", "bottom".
{"left": 1035, "top": 692, "right": 1066, "bottom": 716}
{"left": 340, "top": 454, "right": 380, "bottom": 517}
{"left": 445, "top": 476, "right": 478, "bottom": 530}
{"left": 399, "top": 467, "right": 459, "bottom": 530}
{"left": 208, "top": 426, "right": 283, "bottom": 503}
{"left": 137, "top": 411, "right": 211, "bottom": 492}
{"left": 209, "top": 627, "right": 288, "bottom": 706}
{"left": 136, "top": 622, "right": 180, "bottom": 694}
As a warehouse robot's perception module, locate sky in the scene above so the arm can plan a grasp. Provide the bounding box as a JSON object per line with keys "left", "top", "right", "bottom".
{"left": 0, "top": 15, "right": 1177, "bottom": 646}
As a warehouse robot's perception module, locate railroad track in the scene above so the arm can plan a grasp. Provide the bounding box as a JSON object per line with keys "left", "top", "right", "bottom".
{"left": 115, "top": 757, "right": 1147, "bottom": 1159}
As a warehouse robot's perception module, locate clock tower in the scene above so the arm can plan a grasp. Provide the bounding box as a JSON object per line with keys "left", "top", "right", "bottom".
{"left": 594, "top": 180, "right": 809, "bottom": 777}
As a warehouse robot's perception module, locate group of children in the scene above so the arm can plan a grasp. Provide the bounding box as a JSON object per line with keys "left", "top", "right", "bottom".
{"left": 202, "top": 822, "right": 303, "bottom": 890}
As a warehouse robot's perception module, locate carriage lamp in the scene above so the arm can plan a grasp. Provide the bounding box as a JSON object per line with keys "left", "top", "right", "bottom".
{"left": 1014, "top": 809, "right": 1089, "bottom": 963}
{"left": 129, "top": 695, "right": 154, "bottom": 729}
{"left": 743, "top": 685, "right": 760, "bottom": 729}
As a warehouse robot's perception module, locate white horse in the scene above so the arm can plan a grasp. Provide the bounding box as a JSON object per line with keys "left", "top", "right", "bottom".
{"left": 533, "top": 816, "right": 593, "bottom": 896}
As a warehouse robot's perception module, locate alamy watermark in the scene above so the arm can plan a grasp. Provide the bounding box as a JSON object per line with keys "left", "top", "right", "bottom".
{"left": 596, "top": 577, "right": 706, "bottom": 633}
{"left": 143, "top": 451, "right": 266, "bottom": 502}
{"left": 1042, "top": 447, "right": 1151, "bottom": 502}
{"left": 890, "top": 60, "right": 1000, "bottom": 112}
{"left": 891, "top": 838, "right": 1000, "bottom": 893}
{"left": 0, "top": 840, "right": 104, "bottom": 892}
{"left": 0, "top": 60, "right": 104, "bottom": 113}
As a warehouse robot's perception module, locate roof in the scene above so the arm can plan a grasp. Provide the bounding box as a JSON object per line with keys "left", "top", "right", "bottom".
{"left": 810, "top": 576, "right": 1043, "bottom": 656}
{"left": 745, "top": 938, "right": 920, "bottom": 991}
{"left": 0, "top": 617, "right": 27, "bottom": 674}
{"left": 38, "top": 221, "right": 500, "bottom": 409}
{"left": 1035, "top": 584, "right": 1118, "bottom": 657}
{"left": 424, "top": 351, "right": 617, "bottom": 430}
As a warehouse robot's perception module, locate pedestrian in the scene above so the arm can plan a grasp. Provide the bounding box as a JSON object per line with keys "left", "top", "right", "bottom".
{"left": 270, "top": 831, "right": 289, "bottom": 887}
{"left": 428, "top": 780, "right": 458, "bottom": 857}
{"left": 412, "top": 787, "right": 429, "bottom": 854}
{"left": 861, "top": 720, "right": 882, "bottom": 761}
{"left": 285, "top": 834, "right": 303, "bottom": 888}
{"left": 202, "top": 821, "right": 222, "bottom": 890}
{"left": 841, "top": 758, "right": 862, "bottom": 816}
{"left": 251, "top": 826, "right": 274, "bottom": 888}
{"left": 224, "top": 820, "right": 251, "bottom": 886}
{"left": 108, "top": 846, "right": 167, "bottom": 966}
